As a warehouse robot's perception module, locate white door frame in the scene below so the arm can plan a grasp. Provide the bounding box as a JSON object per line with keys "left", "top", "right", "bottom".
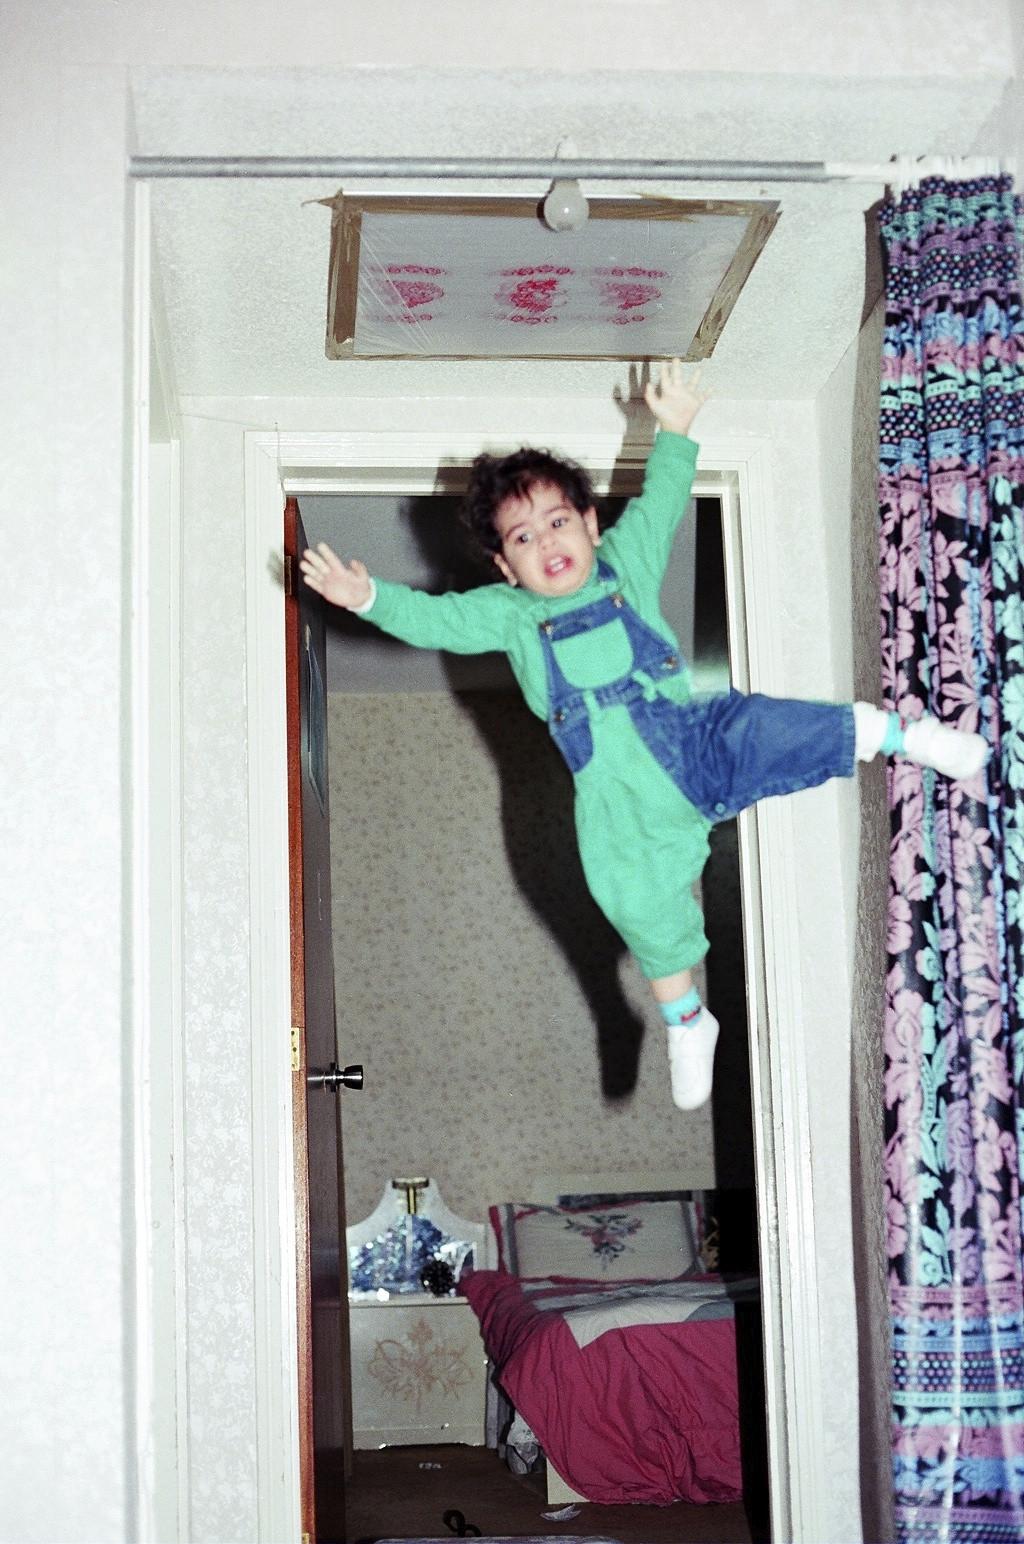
{"left": 130, "top": 181, "right": 189, "bottom": 1544}
{"left": 242, "top": 425, "right": 828, "bottom": 1542}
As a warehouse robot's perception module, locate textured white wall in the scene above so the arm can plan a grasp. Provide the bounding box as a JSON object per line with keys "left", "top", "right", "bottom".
{"left": 0, "top": 47, "right": 133, "bottom": 1544}
{"left": 6, "top": 3, "right": 1022, "bottom": 1540}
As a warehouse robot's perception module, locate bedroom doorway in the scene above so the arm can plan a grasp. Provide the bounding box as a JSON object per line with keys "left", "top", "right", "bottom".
{"left": 296, "top": 473, "right": 769, "bottom": 1542}
{"left": 240, "top": 418, "right": 830, "bottom": 1544}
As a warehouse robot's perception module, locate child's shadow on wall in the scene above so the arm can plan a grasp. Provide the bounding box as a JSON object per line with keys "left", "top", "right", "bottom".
{"left": 401, "top": 489, "right": 648, "bottom": 1101}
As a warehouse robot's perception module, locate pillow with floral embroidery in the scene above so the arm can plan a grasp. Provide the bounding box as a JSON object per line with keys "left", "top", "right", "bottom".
{"left": 558, "top": 1189, "right": 711, "bottom": 1267}
{"left": 489, "top": 1199, "right": 698, "bottom": 1282}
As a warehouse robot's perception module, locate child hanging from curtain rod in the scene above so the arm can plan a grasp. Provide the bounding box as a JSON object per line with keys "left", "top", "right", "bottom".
{"left": 299, "top": 361, "right": 988, "bottom": 1111}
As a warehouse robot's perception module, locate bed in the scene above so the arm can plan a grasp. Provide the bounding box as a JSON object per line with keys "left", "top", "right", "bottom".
{"left": 460, "top": 1181, "right": 761, "bottom": 1508}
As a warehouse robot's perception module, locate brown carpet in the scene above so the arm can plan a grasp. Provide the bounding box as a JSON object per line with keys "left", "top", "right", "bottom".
{"left": 342, "top": 1444, "right": 761, "bottom": 1543}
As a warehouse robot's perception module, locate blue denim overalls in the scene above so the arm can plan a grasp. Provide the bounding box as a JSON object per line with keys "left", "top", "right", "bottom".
{"left": 537, "top": 560, "right": 855, "bottom": 822}
{"left": 533, "top": 561, "right": 855, "bottom": 978}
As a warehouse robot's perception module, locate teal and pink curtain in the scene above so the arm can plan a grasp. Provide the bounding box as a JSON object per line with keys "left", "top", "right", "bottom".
{"left": 879, "top": 173, "right": 1024, "bottom": 1543}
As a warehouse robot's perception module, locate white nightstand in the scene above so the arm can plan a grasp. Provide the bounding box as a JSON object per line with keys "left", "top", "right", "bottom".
{"left": 349, "top": 1293, "right": 488, "bottom": 1447}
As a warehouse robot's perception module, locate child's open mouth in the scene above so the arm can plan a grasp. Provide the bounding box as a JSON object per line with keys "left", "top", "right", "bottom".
{"left": 545, "top": 556, "right": 570, "bottom": 577}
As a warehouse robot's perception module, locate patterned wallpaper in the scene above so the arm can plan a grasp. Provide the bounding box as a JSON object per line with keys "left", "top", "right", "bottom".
{"left": 328, "top": 690, "right": 724, "bottom": 1232}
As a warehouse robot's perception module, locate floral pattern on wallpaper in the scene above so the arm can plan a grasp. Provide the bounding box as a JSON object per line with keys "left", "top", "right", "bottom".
{"left": 328, "top": 690, "right": 721, "bottom": 1230}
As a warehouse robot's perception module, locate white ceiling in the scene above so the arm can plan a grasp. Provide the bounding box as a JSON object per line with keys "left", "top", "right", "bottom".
{"left": 137, "top": 65, "right": 1011, "bottom": 690}
{"left": 139, "top": 67, "right": 1010, "bottom": 403}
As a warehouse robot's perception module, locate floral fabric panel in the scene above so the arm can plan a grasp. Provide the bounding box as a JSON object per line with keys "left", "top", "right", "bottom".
{"left": 879, "top": 173, "right": 1024, "bottom": 1544}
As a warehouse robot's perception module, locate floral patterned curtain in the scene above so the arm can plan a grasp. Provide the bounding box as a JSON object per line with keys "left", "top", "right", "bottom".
{"left": 879, "top": 173, "right": 1024, "bottom": 1544}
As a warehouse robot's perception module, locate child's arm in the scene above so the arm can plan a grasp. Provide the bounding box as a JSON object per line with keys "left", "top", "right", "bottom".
{"left": 299, "top": 541, "right": 511, "bottom": 655}
{"left": 600, "top": 360, "right": 708, "bottom": 585}
{"left": 642, "top": 358, "right": 709, "bottom": 438}
{"left": 300, "top": 543, "right": 373, "bottom": 610}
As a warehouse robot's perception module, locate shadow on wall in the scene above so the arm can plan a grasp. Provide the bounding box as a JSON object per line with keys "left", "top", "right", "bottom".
{"left": 382, "top": 479, "right": 766, "bottom": 1114}
{"left": 446, "top": 689, "right": 649, "bottom": 1100}
{"left": 405, "top": 487, "right": 651, "bottom": 1100}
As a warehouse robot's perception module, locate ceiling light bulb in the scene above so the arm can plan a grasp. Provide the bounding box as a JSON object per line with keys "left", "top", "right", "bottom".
{"left": 542, "top": 177, "right": 589, "bottom": 232}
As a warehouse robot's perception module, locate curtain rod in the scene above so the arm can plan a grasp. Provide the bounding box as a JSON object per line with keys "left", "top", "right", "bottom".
{"left": 129, "top": 154, "right": 897, "bottom": 184}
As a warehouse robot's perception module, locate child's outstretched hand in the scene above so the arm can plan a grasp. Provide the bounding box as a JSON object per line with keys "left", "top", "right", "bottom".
{"left": 300, "top": 542, "right": 373, "bottom": 610}
{"left": 643, "top": 358, "right": 709, "bottom": 437}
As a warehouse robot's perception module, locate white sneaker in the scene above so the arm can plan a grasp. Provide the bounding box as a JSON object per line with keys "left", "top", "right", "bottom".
{"left": 902, "top": 716, "right": 989, "bottom": 781}
{"left": 666, "top": 1009, "right": 720, "bottom": 1111}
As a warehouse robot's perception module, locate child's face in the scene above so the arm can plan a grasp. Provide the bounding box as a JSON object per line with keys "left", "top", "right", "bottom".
{"left": 492, "top": 481, "right": 601, "bottom": 598}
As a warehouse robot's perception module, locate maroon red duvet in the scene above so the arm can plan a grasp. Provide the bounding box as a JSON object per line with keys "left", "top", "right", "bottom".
{"left": 461, "top": 1268, "right": 748, "bottom": 1506}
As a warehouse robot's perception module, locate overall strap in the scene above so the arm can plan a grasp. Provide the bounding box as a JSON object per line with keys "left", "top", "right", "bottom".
{"left": 535, "top": 560, "right": 626, "bottom": 708}
{"left": 537, "top": 558, "right": 683, "bottom": 714}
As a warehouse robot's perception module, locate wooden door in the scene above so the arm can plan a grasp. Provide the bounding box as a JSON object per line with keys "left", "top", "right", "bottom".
{"left": 285, "top": 497, "right": 353, "bottom": 1544}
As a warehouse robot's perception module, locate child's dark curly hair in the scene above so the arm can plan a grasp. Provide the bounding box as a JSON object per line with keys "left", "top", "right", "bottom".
{"left": 462, "top": 447, "right": 597, "bottom": 558}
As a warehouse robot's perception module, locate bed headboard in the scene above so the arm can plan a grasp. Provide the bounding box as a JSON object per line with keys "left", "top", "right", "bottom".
{"left": 501, "top": 1171, "right": 755, "bottom": 1274}
{"left": 487, "top": 1171, "right": 721, "bottom": 1279}
{"left": 526, "top": 1169, "right": 710, "bottom": 1204}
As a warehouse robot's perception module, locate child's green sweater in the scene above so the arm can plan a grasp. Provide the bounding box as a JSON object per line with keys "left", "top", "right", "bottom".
{"left": 361, "top": 430, "right": 713, "bottom": 978}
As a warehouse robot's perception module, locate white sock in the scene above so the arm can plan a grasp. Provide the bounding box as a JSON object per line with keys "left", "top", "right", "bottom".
{"left": 666, "top": 1007, "right": 719, "bottom": 1112}
{"left": 853, "top": 702, "right": 890, "bottom": 762}
{"left": 854, "top": 702, "right": 988, "bottom": 781}
{"left": 902, "top": 716, "right": 989, "bottom": 780}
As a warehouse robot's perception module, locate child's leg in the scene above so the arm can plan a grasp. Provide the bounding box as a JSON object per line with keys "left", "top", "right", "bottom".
{"left": 664, "top": 692, "right": 985, "bottom": 823}
{"left": 651, "top": 968, "right": 719, "bottom": 1112}
{"left": 853, "top": 703, "right": 988, "bottom": 780}
{"left": 584, "top": 783, "right": 718, "bottom": 1111}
